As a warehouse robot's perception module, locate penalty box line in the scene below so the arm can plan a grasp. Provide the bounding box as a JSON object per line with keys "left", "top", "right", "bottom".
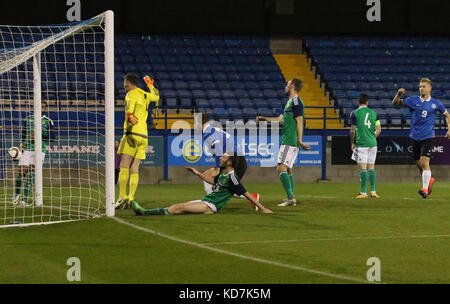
{"left": 112, "top": 216, "right": 374, "bottom": 284}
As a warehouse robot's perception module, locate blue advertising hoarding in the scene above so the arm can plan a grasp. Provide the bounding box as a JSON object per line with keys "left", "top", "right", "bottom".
{"left": 168, "top": 135, "right": 322, "bottom": 166}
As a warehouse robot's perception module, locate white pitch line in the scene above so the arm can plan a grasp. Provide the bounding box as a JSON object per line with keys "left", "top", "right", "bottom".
{"left": 202, "top": 234, "right": 450, "bottom": 246}
{"left": 0, "top": 205, "right": 102, "bottom": 229}
{"left": 295, "top": 194, "right": 449, "bottom": 202}
{"left": 112, "top": 216, "right": 372, "bottom": 284}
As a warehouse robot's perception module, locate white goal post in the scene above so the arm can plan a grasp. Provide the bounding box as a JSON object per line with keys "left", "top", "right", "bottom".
{"left": 0, "top": 10, "right": 115, "bottom": 227}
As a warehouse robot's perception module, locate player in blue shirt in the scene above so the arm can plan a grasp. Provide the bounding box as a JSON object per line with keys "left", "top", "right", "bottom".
{"left": 392, "top": 78, "right": 450, "bottom": 198}
{"left": 201, "top": 114, "right": 260, "bottom": 210}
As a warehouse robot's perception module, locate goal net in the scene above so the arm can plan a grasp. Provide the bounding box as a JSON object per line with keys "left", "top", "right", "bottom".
{"left": 0, "top": 11, "right": 115, "bottom": 227}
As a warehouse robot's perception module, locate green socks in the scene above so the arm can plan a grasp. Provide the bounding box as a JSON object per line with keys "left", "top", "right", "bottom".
{"left": 280, "top": 171, "right": 294, "bottom": 199}
{"left": 368, "top": 169, "right": 376, "bottom": 193}
{"left": 23, "top": 172, "right": 35, "bottom": 203}
{"left": 360, "top": 170, "right": 368, "bottom": 194}
{"left": 14, "top": 174, "right": 22, "bottom": 195}
{"left": 143, "top": 207, "right": 169, "bottom": 216}
{"left": 289, "top": 173, "right": 295, "bottom": 196}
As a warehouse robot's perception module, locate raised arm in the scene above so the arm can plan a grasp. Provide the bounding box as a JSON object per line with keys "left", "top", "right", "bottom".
{"left": 185, "top": 167, "right": 215, "bottom": 185}
{"left": 242, "top": 192, "right": 273, "bottom": 213}
{"left": 392, "top": 88, "right": 406, "bottom": 106}
{"left": 256, "top": 114, "right": 283, "bottom": 123}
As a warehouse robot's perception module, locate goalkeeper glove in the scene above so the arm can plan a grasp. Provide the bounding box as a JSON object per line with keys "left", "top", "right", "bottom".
{"left": 143, "top": 75, "right": 154, "bottom": 88}
{"left": 126, "top": 112, "right": 139, "bottom": 125}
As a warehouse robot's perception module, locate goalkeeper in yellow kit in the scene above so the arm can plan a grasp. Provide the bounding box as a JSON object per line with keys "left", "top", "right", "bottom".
{"left": 115, "top": 73, "right": 159, "bottom": 209}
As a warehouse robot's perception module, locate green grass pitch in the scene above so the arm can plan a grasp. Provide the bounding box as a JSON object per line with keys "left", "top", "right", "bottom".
{"left": 0, "top": 181, "right": 449, "bottom": 284}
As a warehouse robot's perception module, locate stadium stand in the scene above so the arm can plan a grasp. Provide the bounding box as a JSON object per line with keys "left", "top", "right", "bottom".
{"left": 304, "top": 37, "right": 450, "bottom": 128}
{"left": 112, "top": 35, "right": 288, "bottom": 125}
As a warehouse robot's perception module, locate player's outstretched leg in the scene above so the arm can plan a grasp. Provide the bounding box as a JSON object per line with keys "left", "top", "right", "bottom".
{"left": 132, "top": 201, "right": 169, "bottom": 216}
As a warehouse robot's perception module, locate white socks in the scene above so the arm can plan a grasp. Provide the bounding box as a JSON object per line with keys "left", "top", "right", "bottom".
{"left": 422, "top": 170, "right": 431, "bottom": 190}
{"left": 203, "top": 181, "right": 213, "bottom": 195}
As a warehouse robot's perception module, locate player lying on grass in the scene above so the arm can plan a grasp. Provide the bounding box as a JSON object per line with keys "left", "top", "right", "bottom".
{"left": 200, "top": 113, "right": 260, "bottom": 210}
{"left": 132, "top": 153, "right": 273, "bottom": 215}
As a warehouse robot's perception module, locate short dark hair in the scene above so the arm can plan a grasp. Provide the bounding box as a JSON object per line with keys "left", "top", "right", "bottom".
{"left": 358, "top": 94, "right": 369, "bottom": 105}
{"left": 124, "top": 73, "right": 138, "bottom": 86}
{"left": 291, "top": 78, "right": 303, "bottom": 92}
{"left": 41, "top": 101, "right": 48, "bottom": 107}
{"left": 201, "top": 113, "right": 209, "bottom": 125}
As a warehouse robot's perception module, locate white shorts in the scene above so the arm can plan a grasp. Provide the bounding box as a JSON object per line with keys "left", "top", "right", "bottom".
{"left": 277, "top": 145, "right": 299, "bottom": 169}
{"left": 351, "top": 147, "right": 377, "bottom": 164}
{"left": 187, "top": 200, "right": 217, "bottom": 213}
{"left": 18, "top": 150, "right": 46, "bottom": 167}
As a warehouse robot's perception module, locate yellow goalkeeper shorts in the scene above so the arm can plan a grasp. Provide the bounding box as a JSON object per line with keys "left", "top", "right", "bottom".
{"left": 118, "top": 133, "right": 148, "bottom": 160}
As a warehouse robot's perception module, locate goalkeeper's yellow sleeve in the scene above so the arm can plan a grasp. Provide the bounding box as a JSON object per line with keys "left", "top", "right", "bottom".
{"left": 146, "top": 87, "right": 160, "bottom": 107}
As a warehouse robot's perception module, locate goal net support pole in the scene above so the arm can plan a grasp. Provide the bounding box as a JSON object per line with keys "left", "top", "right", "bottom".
{"left": 104, "top": 10, "right": 115, "bottom": 217}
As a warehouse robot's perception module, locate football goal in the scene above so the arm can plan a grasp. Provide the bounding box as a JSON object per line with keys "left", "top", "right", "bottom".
{"left": 0, "top": 10, "right": 115, "bottom": 227}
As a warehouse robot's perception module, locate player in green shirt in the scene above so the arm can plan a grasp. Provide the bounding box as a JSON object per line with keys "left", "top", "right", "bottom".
{"left": 349, "top": 94, "right": 382, "bottom": 198}
{"left": 257, "top": 78, "right": 310, "bottom": 207}
{"left": 132, "top": 153, "right": 273, "bottom": 216}
{"left": 12, "top": 101, "right": 54, "bottom": 207}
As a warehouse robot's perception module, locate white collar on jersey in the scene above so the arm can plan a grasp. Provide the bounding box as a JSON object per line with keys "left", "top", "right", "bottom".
{"left": 420, "top": 96, "right": 431, "bottom": 102}
{"left": 222, "top": 170, "right": 235, "bottom": 176}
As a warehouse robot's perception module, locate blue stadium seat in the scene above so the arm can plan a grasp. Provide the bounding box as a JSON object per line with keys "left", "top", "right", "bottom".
{"left": 242, "top": 107, "right": 258, "bottom": 119}
{"left": 179, "top": 98, "right": 192, "bottom": 109}
{"left": 188, "top": 81, "right": 203, "bottom": 90}
{"left": 216, "top": 81, "right": 231, "bottom": 90}
{"left": 214, "top": 108, "right": 229, "bottom": 119}
{"left": 174, "top": 81, "right": 188, "bottom": 90}
{"left": 210, "top": 99, "right": 225, "bottom": 108}
{"left": 178, "top": 90, "right": 192, "bottom": 98}
{"left": 221, "top": 90, "right": 235, "bottom": 99}
{"left": 249, "top": 89, "right": 263, "bottom": 98}
{"left": 159, "top": 80, "right": 174, "bottom": 90}
{"left": 231, "top": 90, "right": 246, "bottom": 99}
{"left": 228, "top": 107, "right": 242, "bottom": 117}
{"left": 239, "top": 99, "right": 254, "bottom": 108}
{"left": 202, "top": 81, "right": 217, "bottom": 90}
{"left": 195, "top": 99, "right": 210, "bottom": 108}
{"left": 192, "top": 90, "right": 207, "bottom": 99}
{"left": 254, "top": 99, "right": 270, "bottom": 108}
{"left": 262, "top": 89, "right": 278, "bottom": 99}
{"left": 257, "top": 107, "right": 272, "bottom": 116}
{"left": 229, "top": 81, "right": 245, "bottom": 90}
{"left": 223, "top": 99, "right": 240, "bottom": 108}
{"left": 165, "top": 98, "right": 178, "bottom": 109}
